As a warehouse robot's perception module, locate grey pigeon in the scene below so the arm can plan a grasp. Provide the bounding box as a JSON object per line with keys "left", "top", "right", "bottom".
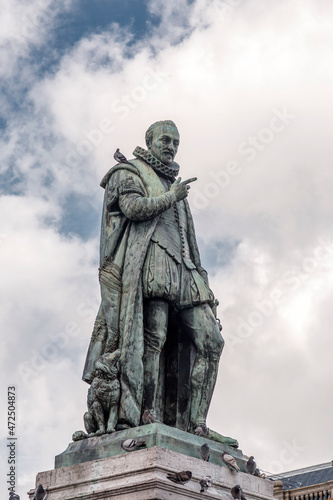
{"left": 33, "top": 484, "right": 46, "bottom": 500}
{"left": 195, "top": 425, "right": 209, "bottom": 437}
{"left": 222, "top": 452, "right": 240, "bottom": 472}
{"left": 246, "top": 456, "right": 256, "bottom": 475}
{"left": 200, "top": 475, "right": 213, "bottom": 493}
{"left": 142, "top": 409, "right": 155, "bottom": 424}
{"left": 167, "top": 470, "right": 192, "bottom": 484}
{"left": 200, "top": 443, "right": 210, "bottom": 461}
{"left": 9, "top": 493, "right": 20, "bottom": 500}
{"left": 113, "top": 148, "right": 129, "bottom": 164}
{"left": 231, "top": 484, "right": 247, "bottom": 500}
{"left": 121, "top": 438, "right": 146, "bottom": 452}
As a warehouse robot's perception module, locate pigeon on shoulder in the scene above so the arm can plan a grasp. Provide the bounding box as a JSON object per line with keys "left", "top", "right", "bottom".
{"left": 114, "top": 148, "right": 130, "bottom": 164}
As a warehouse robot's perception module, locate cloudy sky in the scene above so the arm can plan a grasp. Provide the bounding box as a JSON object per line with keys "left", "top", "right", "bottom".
{"left": 1, "top": 0, "right": 333, "bottom": 496}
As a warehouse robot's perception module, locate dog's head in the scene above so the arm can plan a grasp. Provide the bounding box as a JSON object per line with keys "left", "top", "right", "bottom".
{"left": 94, "top": 349, "right": 121, "bottom": 378}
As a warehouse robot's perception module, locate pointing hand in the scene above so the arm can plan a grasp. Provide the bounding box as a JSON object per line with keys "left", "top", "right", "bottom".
{"left": 170, "top": 177, "right": 197, "bottom": 202}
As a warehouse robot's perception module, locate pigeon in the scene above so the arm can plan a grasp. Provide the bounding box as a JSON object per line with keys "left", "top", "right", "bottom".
{"left": 222, "top": 452, "right": 240, "bottom": 472}
{"left": 142, "top": 409, "right": 155, "bottom": 424}
{"left": 113, "top": 148, "right": 130, "bottom": 164}
{"left": 246, "top": 456, "right": 256, "bottom": 475}
{"left": 195, "top": 426, "right": 209, "bottom": 437}
{"left": 231, "top": 484, "right": 247, "bottom": 500}
{"left": 121, "top": 438, "right": 146, "bottom": 452}
{"left": 167, "top": 470, "right": 192, "bottom": 484}
{"left": 9, "top": 493, "right": 20, "bottom": 500}
{"left": 200, "top": 443, "right": 210, "bottom": 461}
{"left": 33, "top": 484, "right": 47, "bottom": 500}
{"left": 255, "top": 468, "right": 265, "bottom": 478}
{"left": 200, "top": 475, "right": 213, "bottom": 493}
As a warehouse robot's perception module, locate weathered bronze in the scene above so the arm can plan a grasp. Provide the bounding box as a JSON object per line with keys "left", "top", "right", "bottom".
{"left": 81, "top": 120, "right": 225, "bottom": 438}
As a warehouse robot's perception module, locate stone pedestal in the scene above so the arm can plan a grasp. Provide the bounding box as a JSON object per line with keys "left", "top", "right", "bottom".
{"left": 28, "top": 446, "right": 273, "bottom": 500}
{"left": 28, "top": 425, "right": 274, "bottom": 500}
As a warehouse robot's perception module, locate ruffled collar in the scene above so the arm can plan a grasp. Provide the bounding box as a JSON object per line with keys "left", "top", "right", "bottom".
{"left": 133, "top": 146, "right": 179, "bottom": 181}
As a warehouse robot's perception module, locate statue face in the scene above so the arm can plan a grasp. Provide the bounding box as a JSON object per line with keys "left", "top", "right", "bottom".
{"left": 149, "top": 124, "right": 180, "bottom": 165}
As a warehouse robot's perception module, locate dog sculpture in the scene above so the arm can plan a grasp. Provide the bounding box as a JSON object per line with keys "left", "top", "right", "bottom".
{"left": 84, "top": 349, "right": 121, "bottom": 436}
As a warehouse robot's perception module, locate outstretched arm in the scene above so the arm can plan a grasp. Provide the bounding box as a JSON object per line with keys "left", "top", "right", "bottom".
{"left": 118, "top": 191, "right": 177, "bottom": 221}
{"left": 118, "top": 176, "right": 197, "bottom": 222}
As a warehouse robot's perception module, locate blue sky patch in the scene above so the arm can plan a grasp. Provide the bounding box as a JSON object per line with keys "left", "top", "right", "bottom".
{"left": 58, "top": 192, "right": 100, "bottom": 240}
{"left": 53, "top": 0, "right": 152, "bottom": 56}
{"left": 0, "top": 115, "right": 7, "bottom": 130}
{"left": 198, "top": 238, "right": 240, "bottom": 274}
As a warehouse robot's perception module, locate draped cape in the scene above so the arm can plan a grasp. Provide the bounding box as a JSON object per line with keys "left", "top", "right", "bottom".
{"left": 83, "top": 157, "right": 208, "bottom": 428}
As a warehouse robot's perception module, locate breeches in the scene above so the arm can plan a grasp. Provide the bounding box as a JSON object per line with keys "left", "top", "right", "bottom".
{"left": 142, "top": 243, "right": 214, "bottom": 309}
{"left": 144, "top": 300, "right": 224, "bottom": 359}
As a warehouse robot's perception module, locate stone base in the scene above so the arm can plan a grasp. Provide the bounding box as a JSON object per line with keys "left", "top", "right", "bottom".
{"left": 54, "top": 423, "right": 245, "bottom": 470}
{"left": 28, "top": 446, "right": 274, "bottom": 500}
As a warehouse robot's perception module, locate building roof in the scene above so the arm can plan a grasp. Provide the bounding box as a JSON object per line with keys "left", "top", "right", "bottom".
{"left": 276, "top": 462, "right": 333, "bottom": 490}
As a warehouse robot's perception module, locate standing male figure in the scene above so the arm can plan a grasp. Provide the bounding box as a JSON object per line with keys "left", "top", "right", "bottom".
{"left": 83, "top": 120, "right": 224, "bottom": 434}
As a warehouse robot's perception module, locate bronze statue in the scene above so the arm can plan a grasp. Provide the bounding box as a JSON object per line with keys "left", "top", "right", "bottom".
{"left": 82, "top": 120, "right": 224, "bottom": 436}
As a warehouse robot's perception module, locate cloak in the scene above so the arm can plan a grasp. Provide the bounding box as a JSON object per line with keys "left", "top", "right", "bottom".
{"left": 83, "top": 156, "right": 210, "bottom": 429}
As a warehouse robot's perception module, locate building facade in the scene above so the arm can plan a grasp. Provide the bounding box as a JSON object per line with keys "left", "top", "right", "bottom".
{"left": 274, "top": 462, "right": 333, "bottom": 500}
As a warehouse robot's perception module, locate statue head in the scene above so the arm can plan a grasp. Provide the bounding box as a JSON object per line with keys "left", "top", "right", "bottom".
{"left": 145, "top": 120, "right": 180, "bottom": 165}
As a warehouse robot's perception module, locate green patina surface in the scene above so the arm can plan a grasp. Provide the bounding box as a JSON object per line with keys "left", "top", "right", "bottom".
{"left": 56, "top": 423, "right": 245, "bottom": 471}
{"left": 78, "top": 121, "right": 228, "bottom": 441}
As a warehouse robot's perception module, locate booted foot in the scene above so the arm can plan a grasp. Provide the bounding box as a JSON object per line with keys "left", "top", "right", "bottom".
{"left": 208, "top": 429, "right": 239, "bottom": 448}
{"left": 193, "top": 424, "right": 239, "bottom": 447}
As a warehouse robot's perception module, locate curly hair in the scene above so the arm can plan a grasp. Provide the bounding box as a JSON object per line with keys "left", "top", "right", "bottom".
{"left": 145, "top": 120, "right": 178, "bottom": 148}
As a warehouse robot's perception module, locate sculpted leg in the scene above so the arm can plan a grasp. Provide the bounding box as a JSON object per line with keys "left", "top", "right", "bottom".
{"left": 179, "top": 303, "right": 224, "bottom": 429}
{"left": 84, "top": 411, "right": 96, "bottom": 434}
{"left": 106, "top": 383, "right": 120, "bottom": 433}
{"left": 91, "top": 401, "right": 105, "bottom": 435}
{"left": 142, "top": 300, "right": 168, "bottom": 419}
{"left": 107, "top": 406, "right": 118, "bottom": 433}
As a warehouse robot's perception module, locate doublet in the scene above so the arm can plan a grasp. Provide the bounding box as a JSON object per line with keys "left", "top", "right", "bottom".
{"left": 142, "top": 176, "right": 213, "bottom": 309}
{"left": 151, "top": 202, "right": 190, "bottom": 266}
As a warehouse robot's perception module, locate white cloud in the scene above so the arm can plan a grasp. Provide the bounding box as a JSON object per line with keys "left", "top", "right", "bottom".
{"left": 0, "top": 0, "right": 75, "bottom": 78}
{"left": 1, "top": 0, "right": 333, "bottom": 495}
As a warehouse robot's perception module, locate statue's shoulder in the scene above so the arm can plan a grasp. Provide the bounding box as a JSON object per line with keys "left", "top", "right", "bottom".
{"left": 100, "top": 160, "right": 141, "bottom": 188}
